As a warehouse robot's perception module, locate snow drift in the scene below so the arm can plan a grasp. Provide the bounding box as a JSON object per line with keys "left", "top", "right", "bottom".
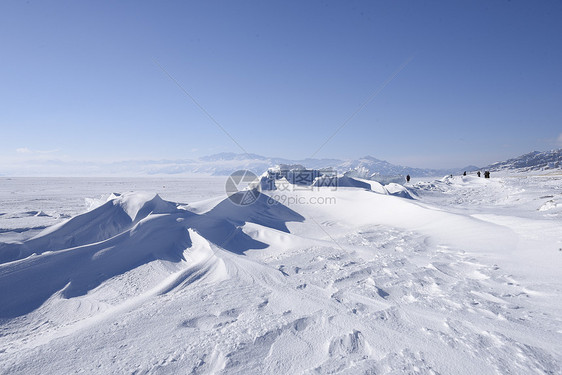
{"left": 1, "top": 175, "right": 561, "bottom": 374}
{"left": 0, "top": 191, "right": 304, "bottom": 318}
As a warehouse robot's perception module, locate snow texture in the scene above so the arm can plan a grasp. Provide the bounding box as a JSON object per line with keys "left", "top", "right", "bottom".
{"left": 0, "top": 174, "right": 561, "bottom": 374}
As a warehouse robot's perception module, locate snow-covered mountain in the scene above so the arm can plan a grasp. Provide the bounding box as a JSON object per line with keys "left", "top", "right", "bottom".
{"left": 336, "top": 156, "right": 457, "bottom": 177}
{"left": 143, "top": 154, "right": 454, "bottom": 177}
{"left": 486, "top": 149, "right": 562, "bottom": 172}
{"left": 0, "top": 153, "right": 457, "bottom": 177}
{"left": 6, "top": 149, "right": 561, "bottom": 177}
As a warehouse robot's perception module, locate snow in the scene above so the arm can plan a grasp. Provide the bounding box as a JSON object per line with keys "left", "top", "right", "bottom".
{"left": 0, "top": 174, "right": 561, "bottom": 374}
{"left": 487, "top": 149, "right": 562, "bottom": 172}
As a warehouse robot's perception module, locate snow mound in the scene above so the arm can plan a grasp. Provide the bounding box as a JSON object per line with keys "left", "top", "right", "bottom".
{"left": 0, "top": 192, "right": 181, "bottom": 264}
{"left": 0, "top": 190, "right": 306, "bottom": 318}
{"left": 313, "top": 175, "right": 372, "bottom": 189}
{"left": 259, "top": 166, "right": 413, "bottom": 198}
{"left": 384, "top": 183, "right": 414, "bottom": 199}
{"left": 343, "top": 167, "right": 405, "bottom": 185}
{"left": 538, "top": 199, "right": 558, "bottom": 212}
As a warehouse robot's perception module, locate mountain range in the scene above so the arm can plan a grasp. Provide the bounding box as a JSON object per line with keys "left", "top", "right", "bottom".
{"left": 1, "top": 149, "right": 560, "bottom": 177}
{"left": 487, "top": 149, "right": 562, "bottom": 172}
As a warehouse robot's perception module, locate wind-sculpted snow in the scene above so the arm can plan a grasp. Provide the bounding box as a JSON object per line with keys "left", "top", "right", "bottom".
{"left": 0, "top": 176, "right": 561, "bottom": 374}
{"left": 0, "top": 213, "right": 192, "bottom": 317}
{"left": 0, "top": 192, "right": 185, "bottom": 264}
{"left": 205, "top": 191, "right": 304, "bottom": 234}
{"left": 0, "top": 192, "right": 304, "bottom": 318}
{"left": 313, "top": 175, "right": 372, "bottom": 190}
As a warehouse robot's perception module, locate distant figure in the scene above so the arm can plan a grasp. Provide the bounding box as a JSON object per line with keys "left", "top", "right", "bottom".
{"left": 463, "top": 171, "right": 466, "bottom": 176}
{"left": 484, "top": 171, "right": 490, "bottom": 178}
{"left": 477, "top": 171, "right": 481, "bottom": 177}
{"left": 406, "top": 174, "right": 410, "bottom": 183}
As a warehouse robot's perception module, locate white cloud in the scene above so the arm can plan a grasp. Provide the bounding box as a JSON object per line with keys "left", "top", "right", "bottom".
{"left": 16, "top": 147, "right": 32, "bottom": 154}
{"left": 16, "top": 147, "right": 59, "bottom": 155}
{"left": 557, "top": 133, "right": 562, "bottom": 147}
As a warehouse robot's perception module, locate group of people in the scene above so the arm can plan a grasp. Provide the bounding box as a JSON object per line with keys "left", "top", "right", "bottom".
{"left": 405, "top": 170, "right": 491, "bottom": 184}
{"left": 463, "top": 171, "right": 490, "bottom": 178}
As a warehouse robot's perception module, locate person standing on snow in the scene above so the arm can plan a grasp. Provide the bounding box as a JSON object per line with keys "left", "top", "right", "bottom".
{"left": 406, "top": 174, "right": 410, "bottom": 183}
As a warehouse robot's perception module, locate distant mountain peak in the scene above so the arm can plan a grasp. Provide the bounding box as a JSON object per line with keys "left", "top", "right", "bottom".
{"left": 360, "top": 155, "right": 384, "bottom": 162}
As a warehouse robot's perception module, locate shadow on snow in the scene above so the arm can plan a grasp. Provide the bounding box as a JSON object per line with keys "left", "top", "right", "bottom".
{"left": 0, "top": 191, "right": 304, "bottom": 318}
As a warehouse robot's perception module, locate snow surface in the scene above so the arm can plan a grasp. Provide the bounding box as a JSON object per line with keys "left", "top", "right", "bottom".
{"left": 0, "top": 175, "right": 561, "bottom": 374}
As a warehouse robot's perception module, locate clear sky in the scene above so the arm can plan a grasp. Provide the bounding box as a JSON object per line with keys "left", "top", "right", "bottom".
{"left": 1, "top": 0, "right": 561, "bottom": 169}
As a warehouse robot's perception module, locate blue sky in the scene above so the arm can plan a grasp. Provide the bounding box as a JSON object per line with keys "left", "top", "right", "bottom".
{"left": 1, "top": 0, "right": 561, "bottom": 169}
